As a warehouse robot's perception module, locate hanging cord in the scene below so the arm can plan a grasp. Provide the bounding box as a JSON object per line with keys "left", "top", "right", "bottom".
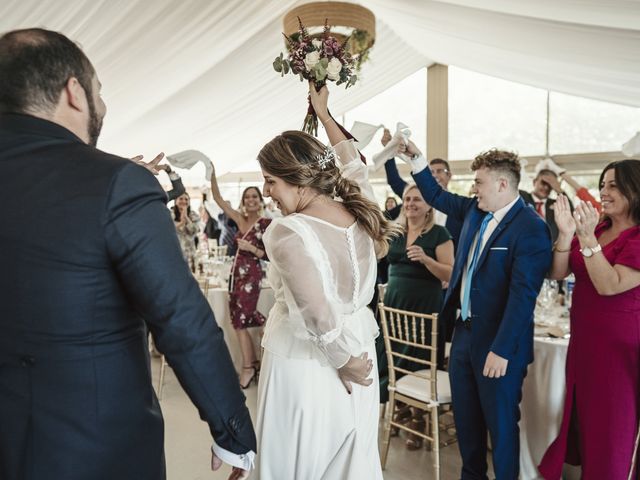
{"left": 545, "top": 90, "right": 550, "bottom": 158}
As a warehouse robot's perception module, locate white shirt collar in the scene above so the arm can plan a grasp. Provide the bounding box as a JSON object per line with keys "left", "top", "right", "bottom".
{"left": 490, "top": 195, "right": 520, "bottom": 224}
{"left": 531, "top": 193, "right": 547, "bottom": 204}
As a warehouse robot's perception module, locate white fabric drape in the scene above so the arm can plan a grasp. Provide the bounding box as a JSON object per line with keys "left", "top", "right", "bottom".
{"left": 1, "top": 0, "right": 639, "bottom": 179}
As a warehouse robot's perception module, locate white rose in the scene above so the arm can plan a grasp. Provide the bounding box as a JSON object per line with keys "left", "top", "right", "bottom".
{"left": 304, "top": 51, "right": 320, "bottom": 70}
{"left": 326, "top": 57, "right": 343, "bottom": 81}
{"left": 312, "top": 39, "right": 323, "bottom": 50}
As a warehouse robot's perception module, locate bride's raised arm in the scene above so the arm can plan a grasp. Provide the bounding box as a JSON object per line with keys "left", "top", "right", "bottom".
{"left": 308, "top": 83, "right": 377, "bottom": 203}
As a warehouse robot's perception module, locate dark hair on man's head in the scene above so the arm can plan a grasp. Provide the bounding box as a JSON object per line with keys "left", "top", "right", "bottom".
{"left": 429, "top": 158, "right": 451, "bottom": 173}
{"left": 0, "top": 28, "right": 95, "bottom": 114}
{"left": 599, "top": 159, "right": 640, "bottom": 224}
{"left": 471, "top": 149, "right": 521, "bottom": 189}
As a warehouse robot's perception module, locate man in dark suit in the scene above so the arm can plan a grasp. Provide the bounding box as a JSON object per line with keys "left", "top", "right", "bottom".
{"left": 0, "top": 28, "right": 255, "bottom": 480}
{"left": 519, "top": 168, "right": 573, "bottom": 242}
{"left": 405, "top": 143, "right": 552, "bottom": 479}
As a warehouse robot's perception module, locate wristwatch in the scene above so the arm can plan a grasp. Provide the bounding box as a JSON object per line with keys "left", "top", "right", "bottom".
{"left": 580, "top": 243, "right": 602, "bottom": 257}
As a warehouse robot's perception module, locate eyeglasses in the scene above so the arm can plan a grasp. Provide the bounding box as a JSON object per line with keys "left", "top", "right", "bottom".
{"left": 430, "top": 168, "right": 450, "bottom": 175}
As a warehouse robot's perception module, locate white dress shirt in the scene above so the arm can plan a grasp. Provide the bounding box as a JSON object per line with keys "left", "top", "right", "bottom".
{"left": 212, "top": 441, "right": 255, "bottom": 471}
{"left": 434, "top": 209, "right": 448, "bottom": 227}
{"left": 459, "top": 196, "right": 520, "bottom": 317}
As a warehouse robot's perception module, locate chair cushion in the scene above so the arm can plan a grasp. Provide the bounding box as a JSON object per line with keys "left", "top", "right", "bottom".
{"left": 395, "top": 369, "right": 451, "bottom": 404}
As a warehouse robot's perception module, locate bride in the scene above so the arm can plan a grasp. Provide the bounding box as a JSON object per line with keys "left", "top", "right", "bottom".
{"left": 253, "top": 84, "right": 398, "bottom": 479}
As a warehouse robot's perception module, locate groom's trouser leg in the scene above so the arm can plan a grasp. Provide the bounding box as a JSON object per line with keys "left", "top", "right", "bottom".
{"left": 475, "top": 357, "right": 527, "bottom": 479}
{"left": 449, "top": 326, "right": 489, "bottom": 480}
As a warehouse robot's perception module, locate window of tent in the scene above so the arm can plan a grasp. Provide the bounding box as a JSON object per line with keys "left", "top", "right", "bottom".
{"left": 448, "top": 66, "right": 548, "bottom": 160}
{"left": 548, "top": 92, "right": 640, "bottom": 155}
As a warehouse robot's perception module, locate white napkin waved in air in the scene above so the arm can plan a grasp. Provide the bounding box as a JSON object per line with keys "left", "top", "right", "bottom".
{"left": 372, "top": 122, "right": 411, "bottom": 171}
{"left": 622, "top": 131, "right": 640, "bottom": 157}
{"left": 350, "top": 121, "right": 384, "bottom": 150}
{"left": 166, "top": 150, "right": 213, "bottom": 180}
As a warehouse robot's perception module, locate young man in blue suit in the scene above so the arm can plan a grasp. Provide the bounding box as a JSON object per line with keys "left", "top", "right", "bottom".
{"left": 402, "top": 142, "right": 552, "bottom": 479}
{"left": 0, "top": 29, "right": 254, "bottom": 479}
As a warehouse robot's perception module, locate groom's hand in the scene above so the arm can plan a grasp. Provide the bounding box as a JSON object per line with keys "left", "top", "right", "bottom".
{"left": 211, "top": 452, "right": 249, "bottom": 480}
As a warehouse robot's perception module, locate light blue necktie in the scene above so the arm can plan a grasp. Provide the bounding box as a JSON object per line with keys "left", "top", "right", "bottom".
{"left": 461, "top": 213, "right": 494, "bottom": 321}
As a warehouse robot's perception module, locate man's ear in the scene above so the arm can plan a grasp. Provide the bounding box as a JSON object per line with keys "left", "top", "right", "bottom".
{"left": 63, "top": 77, "right": 87, "bottom": 112}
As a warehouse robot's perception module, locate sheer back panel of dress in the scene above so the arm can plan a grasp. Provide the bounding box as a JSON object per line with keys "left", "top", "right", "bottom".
{"left": 263, "top": 213, "right": 378, "bottom": 369}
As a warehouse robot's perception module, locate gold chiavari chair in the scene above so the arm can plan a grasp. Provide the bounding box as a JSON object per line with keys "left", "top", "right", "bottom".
{"left": 379, "top": 303, "right": 452, "bottom": 480}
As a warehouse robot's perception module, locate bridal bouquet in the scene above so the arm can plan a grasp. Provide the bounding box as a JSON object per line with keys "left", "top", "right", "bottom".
{"left": 273, "top": 18, "right": 358, "bottom": 135}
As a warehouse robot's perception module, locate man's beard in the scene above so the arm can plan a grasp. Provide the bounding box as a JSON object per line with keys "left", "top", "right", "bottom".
{"left": 87, "top": 96, "right": 103, "bottom": 148}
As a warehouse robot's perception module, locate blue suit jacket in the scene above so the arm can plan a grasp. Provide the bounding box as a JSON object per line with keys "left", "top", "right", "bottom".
{"left": 412, "top": 167, "right": 552, "bottom": 365}
{"left": 0, "top": 114, "right": 255, "bottom": 480}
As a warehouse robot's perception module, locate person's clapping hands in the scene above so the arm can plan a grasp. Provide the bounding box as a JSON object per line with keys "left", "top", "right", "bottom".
{"left": 338, "top": 352, "right": 373, "bottom": 394}
{"left": 573, "top": 200, "right": 600, "bottom": 239}
{"left": 554, "top": 194, "right": 576, "bottom": 237}
{"left": 131, "top": 152, "right": 167, "bottom": 175}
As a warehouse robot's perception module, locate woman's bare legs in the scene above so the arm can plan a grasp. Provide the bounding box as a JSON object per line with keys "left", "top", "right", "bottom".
{"left": 236, "top": 328, "right": 257, "bottom": 387}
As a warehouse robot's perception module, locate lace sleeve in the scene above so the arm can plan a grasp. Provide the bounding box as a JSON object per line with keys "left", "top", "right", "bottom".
{"left": 264, "top": 219, "right": 351, "bottom": 368}
{"left": 334, "top": 139, "right": 377, "bottom": 203}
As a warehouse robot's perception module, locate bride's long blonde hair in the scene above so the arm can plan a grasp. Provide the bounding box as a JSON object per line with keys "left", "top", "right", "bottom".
{"left": 257, "top": 130, "right": 400, "bottom": 256}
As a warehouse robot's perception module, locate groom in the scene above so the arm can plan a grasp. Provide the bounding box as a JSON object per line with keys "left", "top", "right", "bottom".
{"left": 0, "top": 28, "right": 255, "bottom": 479}
{"left": 402, "top": 143, "right": 551, "bottom": 478}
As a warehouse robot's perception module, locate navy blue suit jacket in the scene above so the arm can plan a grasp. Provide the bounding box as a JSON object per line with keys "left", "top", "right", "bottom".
{"left": 412, "top": 167, "right": 552, "bottom": 366}
{"left": 384, "top": 158, "right": 462, "bottom": 246}
{"left": 0, "top": 114, "right": 255, "bottom": 480}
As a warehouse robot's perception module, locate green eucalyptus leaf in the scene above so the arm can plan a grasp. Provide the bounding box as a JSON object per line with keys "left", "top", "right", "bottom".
{"left": 316, "top": 69, "right": 327, "bottom": 82}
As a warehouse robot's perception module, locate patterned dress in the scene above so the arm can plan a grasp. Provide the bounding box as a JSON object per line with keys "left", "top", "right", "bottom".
{"left": 175, "top": 211, "right": 200, "bottom": 263}
{"left": 229, "top": 217, "right": 271, "bottom": 329}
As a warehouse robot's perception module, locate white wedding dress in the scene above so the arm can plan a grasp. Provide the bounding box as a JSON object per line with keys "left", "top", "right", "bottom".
{"left": 254, "top": 140, "right": 383, "bottom": 480}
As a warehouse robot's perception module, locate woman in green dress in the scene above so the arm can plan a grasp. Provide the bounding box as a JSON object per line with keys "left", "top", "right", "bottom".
{"left": 378, "top": 183, "right": 454, "bottom": 448}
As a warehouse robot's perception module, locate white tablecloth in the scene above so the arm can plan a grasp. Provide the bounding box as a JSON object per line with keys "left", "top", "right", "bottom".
{"left": 520, "top": 336, "right": 570, "bottom": 479}
{"left": 206, "top": 287, "right": 275, "bottom": 373}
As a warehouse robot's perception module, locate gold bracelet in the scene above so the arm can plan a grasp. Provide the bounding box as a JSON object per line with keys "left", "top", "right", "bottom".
{"left": 553, "top": 243, "right": 571, "bottom": 253}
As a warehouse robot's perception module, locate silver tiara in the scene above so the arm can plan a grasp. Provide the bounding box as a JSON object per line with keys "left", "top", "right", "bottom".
{"left": 315, "top": 146, "right": 337, "bottom": 170}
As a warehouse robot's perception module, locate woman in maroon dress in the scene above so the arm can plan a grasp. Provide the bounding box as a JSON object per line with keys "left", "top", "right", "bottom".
{"left": 210, "top": 170, "right": 271, "bottom": 389}
{"left": 539, "top": 159, "right": 640, "bottom": 479}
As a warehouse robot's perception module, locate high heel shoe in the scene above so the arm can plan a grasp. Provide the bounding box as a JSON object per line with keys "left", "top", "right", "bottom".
{"left": 240, "top": 366, "right": 257, "bottom": 390}
{"left": 251, "top": 360, "right": 261, "bottom": 380}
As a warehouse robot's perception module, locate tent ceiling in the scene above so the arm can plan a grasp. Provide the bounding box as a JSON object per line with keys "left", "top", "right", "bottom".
{"left": 1, "top": 0, "right": 639, "bottom": 184}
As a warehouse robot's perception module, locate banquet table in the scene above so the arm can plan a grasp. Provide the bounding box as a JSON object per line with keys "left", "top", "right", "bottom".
{"left": 206, "top": 286, "right": 275, "bottom": 373}
{"left": 519, "top": 311, "right": 580, "bottom": 479}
